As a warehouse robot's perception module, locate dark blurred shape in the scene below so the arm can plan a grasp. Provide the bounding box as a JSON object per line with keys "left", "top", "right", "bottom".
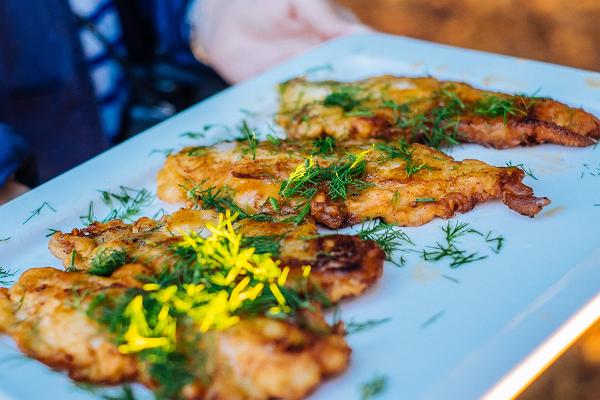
{"left": 338, "top": 0, "right": 600, "bottom": 71}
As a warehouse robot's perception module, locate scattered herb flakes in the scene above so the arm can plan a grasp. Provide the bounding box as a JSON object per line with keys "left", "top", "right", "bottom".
{"left": 323, "top": 91, "right": 360, "bottom": 112}
{"left": 66, "top": 250, "right": 79, "bottom": 273}
{"left": 376, "top": 140, "right": 432, "bottom": 177}
{"left": 505, "top": 161, "right": 538, "bottom": 180}
{"left": 581, "top": 162, "right": 600, "bottom": 178}
{"left": 22, "top": 201, "right": 56, "bottom": 224}
{"left": 345, "top": 317, "right": 391, "bottom": 335}
{"left": 420, "top": 310, "right": 446, "bottom": 329}
{"left": 303, "top": 63, "right": 334, "bottom": 76}
{"left": 101, "top": 385, "right": 137, "bottom": 400}
{"left": 149, "top": 148, "right": 174, "bottom": 157}
{"left": 473, "top": 95, "right": 526, "bottom": 124}
{"left": 420, "top": 221, "right": 504, "bottom": 269}
{"left": 81, "top": 186, "right": 154, "bottom": 226}
{"left": 345, "top": 109, "right": 375, "bottom": 117}
{"left": 240, "top": 235, "right": 283, "bottom": 256}
{"left": 267, "top": 133, "right": 281, "bottom": 145}
{"left": 311, "top": 135, "right": 336, "bottom": 155}
{"left": 89, "top": 248, "right": 128, "bottom": 276}
{"left": 359, "top": 374, "right": 387, "bottom": 400}
{"left": 45, "top": 228, "right": 59, "bottom": 237}
{"left": 0, "top": 266, "right": 15, "bottom": 286}
{"left": 415, "top": 197, "right": 436, "bottom": 203}
{"left": 358, "top": 220, "right": 413, "bottom": 267}
{"left": 239, "top": 121, "right": 258, "bottom": 160}
{"left": 0, "top": 237, "right": 10, "bottom": 243}
{"left": 441, "top": 274, "right": 460, "bottom": 284}
{"left": 179, "top": 131, "right": 205, "bottom": 139}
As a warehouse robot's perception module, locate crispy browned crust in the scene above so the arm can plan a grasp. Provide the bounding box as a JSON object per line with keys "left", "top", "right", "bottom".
{"left": 49, "top": 209, "right": 384, "bottom": 302}
{"left": 157, "top": 140, "right": 550, "bottom": 229}
{"left": 277, "top": 76, "right": 600, "bottom": 148}
{"left": 0, "top": 267, "right": 350, "bottom": 399}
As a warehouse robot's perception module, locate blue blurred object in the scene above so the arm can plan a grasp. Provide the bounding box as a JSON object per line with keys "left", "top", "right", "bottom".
{"left": 0, "top": 0, "right": 227, "bottom": 185}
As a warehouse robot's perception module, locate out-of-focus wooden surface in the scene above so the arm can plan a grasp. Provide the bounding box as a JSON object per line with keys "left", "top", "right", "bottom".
{"left": 337, "top": 1, "right": 600, "bottom": 398}
{"left": 339, "top": 0, "right": 600, "bottom": 71}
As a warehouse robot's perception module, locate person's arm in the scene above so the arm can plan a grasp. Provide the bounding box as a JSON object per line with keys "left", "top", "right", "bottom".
{"left": 0, "top": 124, "right": 30, "bottom": 204}
{"left": 188, "top": 0, "right": 370, "bottom": 83}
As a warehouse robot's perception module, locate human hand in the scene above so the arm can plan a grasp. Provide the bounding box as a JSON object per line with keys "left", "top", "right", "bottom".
{"left": 0, "top": 178, "right": 29, "bottom": 205}
{"left": 190, "top": 0, "right": 370, "bottom": 83}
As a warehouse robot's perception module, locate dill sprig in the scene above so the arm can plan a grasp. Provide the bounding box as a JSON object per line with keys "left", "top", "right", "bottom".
{"left": 323, "top": 91, "right": 360, "bottom": 112}
{"left": 375, "top": 140, "right": 432, "bottom": 177}
{"left": 357, "top": 220, "right": 413, "bottom": 266}
{"left": 0, "top": 266, "right": 15, "bottom": 286}
{"left": 474, "top": 95, "right": 526, "bottom": 124}
{"left": 312, "top": 135, "right": 336, "bottom": 155}
{"left": 421, "top": 222, "right": 505, "bottom": 268}
{"left": 0, "top": 237, "right": 10, "bottom": 243}
{"left": 81, "top": 186, "right": 154, "bottom": 226}
{"left": 89, "top": 248, "right": 128, "bottom": 276}
{"left": 22, "top": 201, "right": 56, "bottom": 224}
{"left": 420, "top": 310, "right": 446, "bottom": 329}
{"left": 345, "top": 317, "right": 391, "bottom": 335}
{"left": 238, "top": 121, "right": 258, "bottom": 160}
{"left": 240, "top": 235, "right": 283, "bottom": 256}
{"left": 506, "top": 161, "right": 538, "bottom": 180}
{"left": 184, "top": 183, "right": 274, "bottom": 222}
{"left": 359, "top": 374, "right": 387, "bottom": 400}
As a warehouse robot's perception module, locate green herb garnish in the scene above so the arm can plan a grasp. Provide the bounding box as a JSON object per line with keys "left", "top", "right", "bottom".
{"left": 240, "top": 235, "right": 283, "bottom": 256}
{"left": 0, "top": 266, "right": 15, "bottom": 286}
{"left": 506, "top": 161, "right": 538, "bottom": 180}
{"left": 474, "top": 95, "right": 526, "bottom": 124}
{"left": 358, "top": 220, "right": 413, "bottom": 267}
{"left": 312, "top": 135, "right": 336, "bottom": 155}
{"left": 89, "top": 248, "right": 128, "bottom": 276}
{"left": 23, "top": 201, "right": 56, "bottom": 224}
{"left": 376, "top": 140, "right": 432, "bottom": 177}
{"left": 359, "top": 374, "right": 387, "bottom": 400}
{"left": 345, "top": 317, "right": 391, "bottom": 335}
{"left": 239, "top": 121, "right": 258, "bottom": 160}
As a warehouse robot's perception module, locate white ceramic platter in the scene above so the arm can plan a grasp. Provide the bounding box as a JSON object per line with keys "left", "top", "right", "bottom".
{"left": 1, "top": 33, "right": 599, "bottom": 400}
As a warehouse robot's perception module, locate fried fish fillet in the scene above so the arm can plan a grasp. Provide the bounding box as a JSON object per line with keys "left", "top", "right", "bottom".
{"left": 0, "top": 267, "right": 350, "bottom": 400}
{"left": 277, "top": 76, "right": 600, "bottom": 148}
{"left": 49, "top": 209, "right": 384, "bottom": 302}
{"left": 157, "top": 140, "right": 550, "bottom": 229}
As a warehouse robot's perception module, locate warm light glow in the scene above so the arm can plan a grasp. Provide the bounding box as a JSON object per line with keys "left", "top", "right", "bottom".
{"left": 482, "top": 292, "right": 600, "bottom": 400}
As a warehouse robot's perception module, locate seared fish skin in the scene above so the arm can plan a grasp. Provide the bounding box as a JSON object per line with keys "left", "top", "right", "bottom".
{"left": 277, "top": 76, "right": 600, "bottom": 148}
{"left": 0, "top": 268, "right": 350, "bottom": 400}
{"left": 157, "top": 140, "right": 550, "bottom": 229}
{"left": 48, "top": 209, "right": 384, "bottom": 302}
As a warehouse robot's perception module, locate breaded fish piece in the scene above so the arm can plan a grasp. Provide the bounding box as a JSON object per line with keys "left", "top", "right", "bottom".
{"left": 277, "top": 76, "right": 600, "bottom": 148}
{"left": 0, "top": 267, "right": 350, "bottom": 400}
{"left": 49, "top": 209, "right": 384, "bottom": 302}
{"left": 157, "top": 140, "right": 550, "bottom": 229}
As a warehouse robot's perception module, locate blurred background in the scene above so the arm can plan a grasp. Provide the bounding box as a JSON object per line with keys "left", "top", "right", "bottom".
{"left": 338, "top": 1, "right": 600, "bottom": 399}
{"left": 339, "top": 0, "right": 600, "bottom": 71}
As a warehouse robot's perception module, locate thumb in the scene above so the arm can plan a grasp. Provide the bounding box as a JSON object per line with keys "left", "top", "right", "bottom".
{"left": 291, "top": 0, "right": 372, "bottom": 39}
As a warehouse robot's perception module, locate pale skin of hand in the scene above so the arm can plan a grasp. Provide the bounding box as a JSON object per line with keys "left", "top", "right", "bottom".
{"left": 190, "top": 0, "right": 370, "bottom": 83}
{"left": 0, "top": 178, "right": 29, "bottom": 205}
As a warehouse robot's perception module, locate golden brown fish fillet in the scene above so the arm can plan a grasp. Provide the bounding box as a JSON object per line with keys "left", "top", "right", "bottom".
{"left": 157, "top": 140, "right": 550, "bottom": 229}
{"left": 48, "top": 209, "right": 384, "bottom": 302}
{"left": 277, "top": 76, "right": 600, "bottom": 148}
{"left": 0, "top": 267, "right": 350, "bottom": 400}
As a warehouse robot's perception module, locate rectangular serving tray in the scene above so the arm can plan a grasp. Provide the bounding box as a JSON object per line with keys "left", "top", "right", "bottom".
{"left": 1, "top": 32, "right": 599, "bottom": 400}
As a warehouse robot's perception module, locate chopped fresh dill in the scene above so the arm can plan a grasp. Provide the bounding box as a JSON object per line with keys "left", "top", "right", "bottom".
{"left": 506, "top": 161, "right": 538, "bottom": 180}
{"left": 267, "top": 133, "right": 281, "bottom": 145}
{"left": 89, "top": 248, "right": 128, "bottom": 276}
{"left": 240, "top": 235, "right": 283, "bottom": 256}
{"left": 473, "top": 95, "right": 525, "bottom": 124}
{"left": 441, "top": 274, "right": 460, "bottom": 284}
{"left": 184, "top": 183, "right": 274, "bottom": 222}
{"left": 359, "top": 374, "right": 387, "bottom": 400}
{"left": 268, "top": 197, "right": 280, "bottom": 212}
{"left": 152, "top": 208, "right": 169, "bottom": 220}
{"left": 415, "top": 197, "right": 436, "bottom": 203}
{"left": 346, "top": 109, "right": 374, "bottom": 117}
{"left": 101, "top": 385, "right": 136, "bottom": 400}
{"left": 420, "top": 310, "right": 446, "bottom": 329}
{"left": 345, "top": 317, "right": 391, "bottom": 335}
{"left": 323, "top": 91, "right": 360, "bottom": 112}
{"left": 0, "top": 237, "right": 10, "bottom": 243}
{"left": 375, "top": 140, "right": 432, "bottom": 177}
{"left": 312, "top": 135, "right": 336, "bottom": 155}
{"left": 303, "top": 63, "right": 334, "bottom": 76}
{"left": 66, "top": 250, "right": 79, "bottom": 272}
{"left": 0, "top": 266, "right": 15, "bottom": 286}
{"left": 581, "top": 162, "right": 600, "bottom": 178}
{"left": 179, "top": 131, "right": 205, "bottom": 139}
{"left": 420, "top": 222, "right": 504, "bottom": 268}
{"left": 149, "top": 148, "right": 174, "bottom": 157}
{"left": 81, "top": 186, "right": 154, "bottom": 226}
{"left": 45, "top": 228, "right": 59, "bottom": 237}
{"left": 238, "top": 121, "right": 258, "bottom": 160}
{"left": 357, "top": 220, "right": 413, "bottom": 267}
{"left": 22, "top": 201, "right": 56, "bottom": 224}
{"left": 185, "top": 147, "right": 208, "bottom": 157}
